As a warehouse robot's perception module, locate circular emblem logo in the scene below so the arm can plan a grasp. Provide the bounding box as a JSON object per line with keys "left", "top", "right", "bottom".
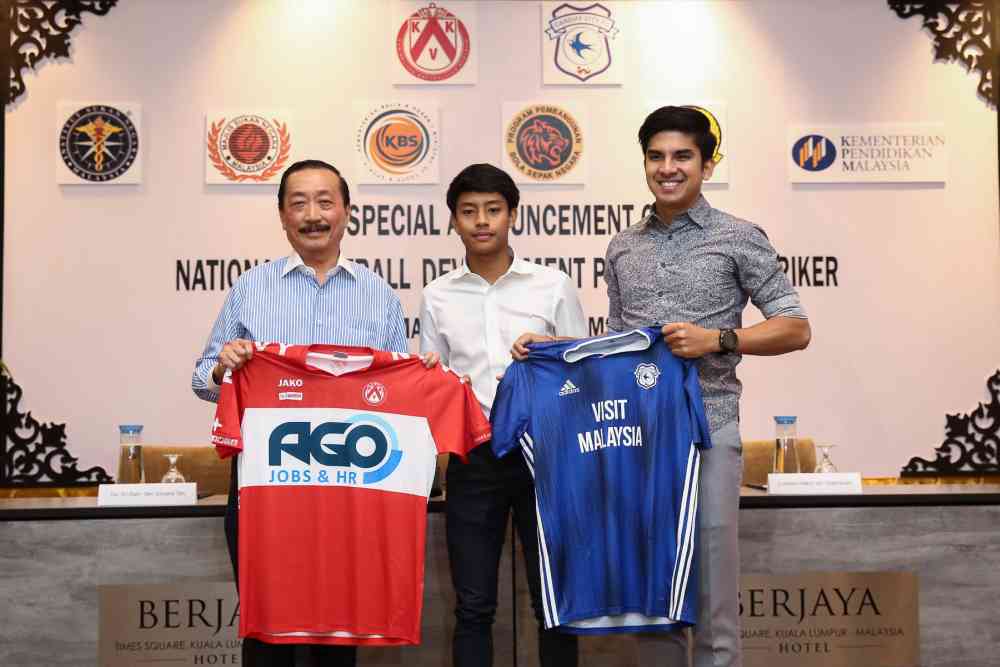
{"left": 363, "top": 382, "right": 387, "bottom": 406}
{"left": 59, "top": 105, "right": 138, "bottom": 182}
{"left": 634, "top": 363, "right": 661, "bottom": 390}
{"left": 207, "top": 115, "right": 291, "bottom": 182}
{"left": 356, "top": 105, "right": 438, "bottom": 183}
{"left": 396, "top": 3, "right": 471, "bottom": 81}
{"left": 505, "top": 105, "right": 583, "bottom": 181}
{"left": 792, "top": 134, "right": 837, "bottom": 172}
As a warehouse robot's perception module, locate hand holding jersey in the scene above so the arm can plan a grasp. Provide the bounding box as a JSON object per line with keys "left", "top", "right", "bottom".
{"left": 212, "top": 338, "right": 255, "bottom": 384}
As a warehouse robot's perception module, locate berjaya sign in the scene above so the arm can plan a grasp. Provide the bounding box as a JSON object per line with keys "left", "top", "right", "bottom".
{"left": 788, "top": 124, "right": 947, "bottom": 183}
{"left": 741, "top": 571, "right": 919, "bottom": 667}
{"left": 99, "top": 582, "right": 240, "bottom": 666}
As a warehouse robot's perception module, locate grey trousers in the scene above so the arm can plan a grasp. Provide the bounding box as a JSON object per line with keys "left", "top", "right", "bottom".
{"left": 636, "top": 420, "right": 743, "bottom": 667}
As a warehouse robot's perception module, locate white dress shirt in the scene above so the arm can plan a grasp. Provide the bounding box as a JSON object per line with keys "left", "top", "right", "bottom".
{"left": 419, "top": 251, "right": 588, "bottom": 416}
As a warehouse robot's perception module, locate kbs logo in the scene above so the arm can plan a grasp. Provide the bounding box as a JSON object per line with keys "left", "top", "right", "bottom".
{"left": 59, "top": 105, "right": 139, "bottom": 182}
{"left": 792, "top": 135, "right": 837, "bottom": 172}
{"left": 397, "top": 3, "right": 471, "bottom": 81}
{"left": 356, "top": 103, "right": 439, "bottom": 183}
{"left": 268, "top": 414, "right": 402, "bottom": 486}
{"left": 206, "top": 114, "right": 291, "bottom": 183}
{"left": 505, "top": 105, "right": 583, "bottom": 181}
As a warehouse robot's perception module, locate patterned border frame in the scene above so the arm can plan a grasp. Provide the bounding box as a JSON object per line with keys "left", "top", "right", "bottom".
{"left": 1, "top": 370, "right": 112, "bottom": 485}
{"left": 888, "top": 1, "right": 995, "bottom": 108}
{"left": 6, "top": 0, "right": 119, "bottom": 107}
{"left": 902, "top": 371, "right": 1000, "bottom": 476}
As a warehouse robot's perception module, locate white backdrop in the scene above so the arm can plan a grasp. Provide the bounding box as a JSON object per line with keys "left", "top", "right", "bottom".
{"left": 5, "top": 0, "right": 1000, "bottom": 478}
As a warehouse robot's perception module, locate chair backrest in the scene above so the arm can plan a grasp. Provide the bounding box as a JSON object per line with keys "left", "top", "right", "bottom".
{"left": 118, "top": 445, "right": 230, "bottom": 496}
{"left": 741, "top": 438, "right": 816, "bottom": 487}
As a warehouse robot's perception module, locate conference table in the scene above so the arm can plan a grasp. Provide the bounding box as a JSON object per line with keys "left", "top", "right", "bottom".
{"left": 1, "top": 484, "right": 997, "bottom": 666}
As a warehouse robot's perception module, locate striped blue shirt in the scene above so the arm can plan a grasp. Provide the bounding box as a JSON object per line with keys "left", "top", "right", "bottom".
{"left": 192, "top": 254, "right": 408, "bottom": 403}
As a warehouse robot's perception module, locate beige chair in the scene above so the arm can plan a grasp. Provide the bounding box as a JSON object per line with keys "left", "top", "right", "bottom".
{"left": 741, "top": 438, "right": 816, "bottom": 487}
{"left": 118, "top": 445, "right": 231, "bottom": 496}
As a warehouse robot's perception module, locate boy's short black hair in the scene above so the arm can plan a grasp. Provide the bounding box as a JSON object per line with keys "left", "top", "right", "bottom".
{"left": 446, "top": 163, "right": 520, "bottom": 214}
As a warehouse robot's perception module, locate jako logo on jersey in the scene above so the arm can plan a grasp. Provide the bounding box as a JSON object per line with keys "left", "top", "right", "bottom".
{"left": 269, "top": 413, "right": 402, "bottom": 485}
{"left": 278, "top": 378, "right": 303, "bottom": 387}
{"left": 634, "top": 363, "right": 661, "bottom": 390}
{"left": 363, "top": 381, "right": 387, "bottom": 405}
{"left": 559, "top": 379, "right": 580, "bottom": 396}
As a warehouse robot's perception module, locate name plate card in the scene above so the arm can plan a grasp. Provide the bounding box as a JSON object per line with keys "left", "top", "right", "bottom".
{"left": 767, "top": 473, "right": 863, "bottom": 495}
{"left": 98, "top": 483, "right": 197, "bottom": 506}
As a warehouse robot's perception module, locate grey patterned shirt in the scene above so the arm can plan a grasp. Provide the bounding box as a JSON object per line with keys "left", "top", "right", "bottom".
{"left": 605, "top": 195, "right": 807, "bottom": 432}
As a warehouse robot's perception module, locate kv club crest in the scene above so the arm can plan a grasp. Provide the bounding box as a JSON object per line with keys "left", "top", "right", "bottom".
{"left": 545, "top": 3, "right": 618, "bottom": 82}
{"left": 206, "top": 114, "right": 291, "bottom": 183}
{"left": 59, "top": 105, "right": 138, "bottom": 182}
{"left": 363, "top": 382, "right": 387, "bottom": 406}
{"left": 397, "top": 3, "right": 471, "bottom": 81}
{"left": 505, "top": 104, "right": 583, "bottom": 181}
{"left": 634, "top": 363, "right": 661, "bottom": 390}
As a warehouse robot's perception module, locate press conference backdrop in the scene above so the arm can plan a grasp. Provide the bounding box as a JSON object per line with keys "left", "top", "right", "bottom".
{"left": 5, "top": 0, "right": 999, "bottom": 479}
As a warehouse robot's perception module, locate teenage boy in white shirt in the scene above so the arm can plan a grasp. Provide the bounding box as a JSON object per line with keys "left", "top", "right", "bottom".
{"left": 419, "top": 163, "right": 587, "bottom": 667}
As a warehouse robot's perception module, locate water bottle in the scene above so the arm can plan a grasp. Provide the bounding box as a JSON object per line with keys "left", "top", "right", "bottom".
{"left": 117, "top": 424, "right": 144, "bottom": 483}
{"left": 773, "top": 416, "right": 799, "bottom": 474}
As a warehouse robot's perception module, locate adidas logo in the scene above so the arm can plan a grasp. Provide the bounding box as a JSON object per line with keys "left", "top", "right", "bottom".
{"left": 559, "top": 379, "right": 580, "bottom": 396}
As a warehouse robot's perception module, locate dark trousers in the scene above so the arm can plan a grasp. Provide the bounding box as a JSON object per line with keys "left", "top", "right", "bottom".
{"left": 225, "top": 460, "right": 357, "bottom": 667}
{"left": 446, "top": 445, "right": 578, "bottom": 667}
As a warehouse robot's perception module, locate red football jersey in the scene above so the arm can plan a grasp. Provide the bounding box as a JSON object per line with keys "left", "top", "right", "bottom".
{"left": 211, "top": 342, "right": 490, "bottom": 645}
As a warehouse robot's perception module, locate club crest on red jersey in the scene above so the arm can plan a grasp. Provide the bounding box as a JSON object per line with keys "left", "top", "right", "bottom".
{"left": 363, "top": 382, "right": 387, "bottom": 405}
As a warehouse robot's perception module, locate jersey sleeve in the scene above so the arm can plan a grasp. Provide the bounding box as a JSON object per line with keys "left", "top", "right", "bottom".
{"left": 490, "top": 362, "right": 530, "bottom": 458}
{"left": 210, "top": 368, "right": 244, "bottom": 459}
{"left": 424, "top": 366, "right": 491, "bottom": 460}
{"left": 683, "top": 361, "right": 713, "bottom": 450}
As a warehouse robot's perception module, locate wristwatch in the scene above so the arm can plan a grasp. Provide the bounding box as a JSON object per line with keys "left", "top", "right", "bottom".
{"left": 718, "top": 329, "right": 739, "bottom": 353}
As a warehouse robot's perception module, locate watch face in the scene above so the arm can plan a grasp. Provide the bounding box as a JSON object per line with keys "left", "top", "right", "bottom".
{"left": 721, "top": 330, "right": 738, "bottom": 352}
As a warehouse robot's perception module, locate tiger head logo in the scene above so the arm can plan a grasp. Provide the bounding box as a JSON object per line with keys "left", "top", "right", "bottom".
{"left": 517, "top": 118, "right": 570, "bottom": 169}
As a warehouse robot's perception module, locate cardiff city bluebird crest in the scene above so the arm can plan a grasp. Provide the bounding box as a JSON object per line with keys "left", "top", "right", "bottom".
{"left": 545, "top": 3, "right": 618, "bottom": 82}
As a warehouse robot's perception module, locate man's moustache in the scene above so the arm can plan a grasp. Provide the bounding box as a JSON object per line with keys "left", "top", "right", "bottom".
{"left": 299, "top": 223, "right": 331, "bottom": 233}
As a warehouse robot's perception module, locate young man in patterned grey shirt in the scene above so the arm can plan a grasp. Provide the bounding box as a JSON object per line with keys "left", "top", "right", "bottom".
{"left": 611, "top": 106, "right": 811, "bottom": 667}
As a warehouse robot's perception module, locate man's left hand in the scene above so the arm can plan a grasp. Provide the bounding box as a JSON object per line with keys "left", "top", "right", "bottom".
{"left": 421, "top": 351, "right": 440, "bottom": 368}
{"left": 661, "top": 322, "right": 719, "bottom": 359}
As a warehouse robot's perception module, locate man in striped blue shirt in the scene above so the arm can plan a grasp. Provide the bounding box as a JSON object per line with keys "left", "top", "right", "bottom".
{"left": 192, "top": 159, "right": 408, "bottom": 667}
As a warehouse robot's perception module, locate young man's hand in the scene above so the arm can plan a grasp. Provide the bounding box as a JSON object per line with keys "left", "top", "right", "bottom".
{"left": 510, "top": 333, "right": 554, "bottom": 361}
{"left": 661, "top": 323, "right": 719, "bottom": 359}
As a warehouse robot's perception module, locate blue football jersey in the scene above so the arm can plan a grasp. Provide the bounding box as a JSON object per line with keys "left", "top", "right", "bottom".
{"left": 491, "top": 327, "right": 712, "bottom": 634}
